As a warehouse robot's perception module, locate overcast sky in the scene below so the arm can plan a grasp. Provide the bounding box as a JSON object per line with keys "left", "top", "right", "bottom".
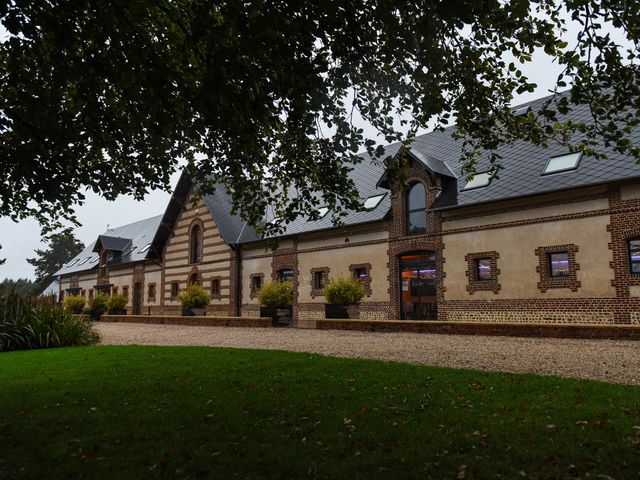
{"left": 0, "top": 17, "right": 627, "bottom": 280}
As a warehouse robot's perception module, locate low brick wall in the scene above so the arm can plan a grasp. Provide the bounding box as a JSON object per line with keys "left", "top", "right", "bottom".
{"left": 317, "top": 319, "right": 640, "bottom": 340}
{"left": 101, "top": 314, "right": 270, "bottom": 328}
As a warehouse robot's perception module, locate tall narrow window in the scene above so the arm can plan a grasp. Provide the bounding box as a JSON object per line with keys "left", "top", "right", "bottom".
{"left": 406, "top": 183, "right": 427, "bottom": 235}
{"left": 170, "top": 282, "right": 179, "bottom": 299}
{"left": 190, "top": 224, "right": 202, "bottom": 264}
{"left": 211, "top": 279, "right": 220, "bottom": 296}
{"left": 628, "top": 239, "right": 640, "bottom": 274}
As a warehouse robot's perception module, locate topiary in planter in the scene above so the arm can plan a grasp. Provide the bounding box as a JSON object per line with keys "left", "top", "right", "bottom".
{"left": 89, "top": 293, "right": 109, "bottom": 320}
{"left": 323, "top": 277, "right": 365, "bottom": 319}
{"left": 178, "top": 284, "right": 211, "bottom": 316}
{"left": 106, "top": 293, "right": 128, "bottom": 314}
{"left": 257, "top": 281, "right": 293, "bottom": 327}
{"left": 63, "top": 295, "right": 86, "bottom": 314}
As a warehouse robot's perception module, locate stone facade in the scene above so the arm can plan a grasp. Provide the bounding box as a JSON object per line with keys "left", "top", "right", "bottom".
{"left": 59, "top": 160, "right": 640, "bottom": 326}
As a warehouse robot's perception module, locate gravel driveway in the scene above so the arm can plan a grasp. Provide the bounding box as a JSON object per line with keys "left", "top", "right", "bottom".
{"left": 95, "top": 322, "right": 640, "bottom": 386}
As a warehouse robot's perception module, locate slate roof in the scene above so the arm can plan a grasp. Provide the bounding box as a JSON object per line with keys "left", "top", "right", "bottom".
{"left": 56, "top": 90, "right": 640, "bottom": 278}
{"left": 423, "top": 93, "right": 640, "bottom": 209}
{"left": 55, "top": 215, "right": 163, "bottom": 276}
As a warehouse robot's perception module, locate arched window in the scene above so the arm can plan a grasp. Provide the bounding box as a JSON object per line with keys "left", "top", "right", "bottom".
{"left": 190, "top": 224, "right": 202, "bottom": 264}
{"left": 406, "top": 183, "right": 427, "bottom": 235}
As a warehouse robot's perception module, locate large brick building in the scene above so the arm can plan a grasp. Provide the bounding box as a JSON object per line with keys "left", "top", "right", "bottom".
{"left": 56, "top": 93, "right": 640, "bottom": 326}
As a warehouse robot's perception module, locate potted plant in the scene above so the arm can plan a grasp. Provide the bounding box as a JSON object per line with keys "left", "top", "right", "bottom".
{"left": 106, "top": 293, "right": 128, "bottom": 315}
{"left": 323, "top": 277, "right": 365, "bottom": 319}
{"left": 63, "top": 294, "right": 86, "bottom": 314}
{"left": 88, "top": 293, "right": 109, "bottom": 320}
{"left": 178, "top": 284, "right": 210, "bottom": 316}
{"left": 257, "top": 280, "right": 293, "bottom": 327}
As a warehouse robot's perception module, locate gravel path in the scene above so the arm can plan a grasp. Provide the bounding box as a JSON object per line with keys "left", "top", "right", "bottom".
{"left": 95, "top": 323, "right": 640, "bottom": 386}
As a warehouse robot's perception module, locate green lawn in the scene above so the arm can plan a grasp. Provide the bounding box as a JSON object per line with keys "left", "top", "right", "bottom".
{"left": 0, "top": 346, "right": 639, "bottom": 479}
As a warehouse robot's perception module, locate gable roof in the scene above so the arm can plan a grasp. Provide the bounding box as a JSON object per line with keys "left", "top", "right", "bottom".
{"left": 92, "top": 235, "right": 131, "bottom": 253}
{"left": 55, "top": 215, "right": 163, "bottom": 276}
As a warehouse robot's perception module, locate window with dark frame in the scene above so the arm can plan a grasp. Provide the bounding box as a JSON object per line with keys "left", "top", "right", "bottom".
{"left": 352, "top": 267, "right": 367, "bottom": 283}
{"left": 190, "top": 224, "right": 202, "bottom": 264}
{"left": 476, "top": 258, "right": 492, "bottom": 281}
{"left": 251, "top": 275, "right": 262, "bottom": 293}
{"left": 148, "top": 283, "right": 156, "bottom": 302}
{"left": 548, "top": 251, "right": 570, "bottom": 277}
{"left": 406, "top": 182, "right": 427, "bottom": 235}
{"left": 122, "top": 286, "right": 128, "bottom": 300}
{"left": 170, "top": 282, "right": 179, "bottom": 299}
{"left": 629, "top": 239, "right": 640, "bottom": 274}
{"left": 278, "top": 269, "right": 294, "bottom": 282}
{"left": 211, "top": 279, "right": 220, "bottom": 296}
{"left": 313, "top": 270, "right": 327, "bottom": 290}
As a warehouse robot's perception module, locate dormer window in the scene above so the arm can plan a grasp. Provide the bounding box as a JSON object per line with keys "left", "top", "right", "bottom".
{"left": 100, "top": 251, "right": 109, "bottom": 267}
{"left": 463, "top": 171, "right": 493, "bottom": 190}
{"left": 406, "top": 182, "right": 427, "bottom": 235}
{"left": 542, "top": 152, "right": 582, "bottom": 175}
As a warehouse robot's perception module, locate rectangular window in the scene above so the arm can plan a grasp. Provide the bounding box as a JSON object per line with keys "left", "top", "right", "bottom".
{"left": 147, "top": 283, "right": 156, "bottom": 302}
{"left": 279, "top": 269, "right": 294, "bottom": 282}
{"left": 112, "top": 286, "right": 118, "bottom": 296}
{"left": 629, "top": 239, "right": 640, "bottom": 274}
{"left": 251, "top": 275, "right": 262, "bottom": 293}
{"left": 171, "top": 282, "right": 179, "bottom": 299}
{"left": 122, "top": 286, "right": 128, "bottom": 300}
{"left": 352, "top": 267, "right": 367, "bottom": 282}
{"left": 313, "top": 270, "right": 327, "bottom": 290}
{"left": 549, "top": 252, "right": 570, "bottom": 277}
{"left": 81, "top": 289, "right": 86, "bottom": 298}
{"left": 211, "top": 279, "right": 220, "bottom": 296}
{"left": 476, "top": 258, "right": 492, "bottom": 281}
{"left": 88, "top": 289, "right": 94, "bottom": 300}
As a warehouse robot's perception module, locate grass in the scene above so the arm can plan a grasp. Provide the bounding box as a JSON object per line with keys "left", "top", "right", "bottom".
{"left": 0, "top": 346, "right": 639, "bottom": 479}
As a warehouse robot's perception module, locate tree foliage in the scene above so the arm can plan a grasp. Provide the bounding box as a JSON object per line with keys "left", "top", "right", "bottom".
{"left": 26, "top": 229, "right": 84, "bottom": 295}
{"left": 1, "top": 1, "right": 639, "bottom": 233}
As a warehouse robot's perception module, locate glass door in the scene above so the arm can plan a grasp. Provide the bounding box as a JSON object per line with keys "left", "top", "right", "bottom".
{"left": 399, "top": 252, "right": 437, "bottom": 320}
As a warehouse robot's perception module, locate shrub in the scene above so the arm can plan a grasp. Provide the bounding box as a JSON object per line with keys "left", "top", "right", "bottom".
{"left": 257, "top": 280, "right": 293, "bottom": 307}
{"left": 90, "top": 293, "right": 109, "bottom": 311}
{"left": 323, "top": 277, "right": 365, "bottom": 305}
{"left": 106, "top": 294, "right": 128, "bottom": 313}
{"left": 178, "top": 284, "right": 211, "bottom": 309}
{"left": 63, "top": 295, "right": 86, "bottom": 314}
{"left": 0, "top": 289, "right": 98, "bottom": 352}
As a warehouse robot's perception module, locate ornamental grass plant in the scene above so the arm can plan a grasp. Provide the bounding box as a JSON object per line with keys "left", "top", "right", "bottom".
{"left": 0, "top": 288, "right": 98, "bottom": 352}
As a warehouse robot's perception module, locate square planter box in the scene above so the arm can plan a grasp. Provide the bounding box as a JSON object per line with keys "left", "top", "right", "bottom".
{"left": 182, "top": 307, "right": 207, "bottom": 316}
{"left": 325, "top": 303, "right": 359, "bottom": 319}
{"left": 260, "top": 306, "right": 292, "bottom": 327}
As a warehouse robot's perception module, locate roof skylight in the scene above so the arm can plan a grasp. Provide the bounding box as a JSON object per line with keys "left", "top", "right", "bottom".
{"left": 139, "top": 244, "right": 151, "bottom": 253}
{"left": 317, "top": 207, "right": 329, "bottom": 218}
{"left": 542, "top": 152, "right": 582, "bottom": 175}
{"left": 66, "top": 259, "right": 78, "bottom": 267}
{"left": 124, "top": 246, "right": 136, "bottom": 256}
{"left": 462, "top": 171, "right": 494, "bottom": 191}
{"left": 77, "top": 257, "right": 90, "bottom": 266}
{"left": 89, "top": 257, "right": 99, "bottom": 263}
{"left": 364, "top": 194, "right": 385, "bottom": 209}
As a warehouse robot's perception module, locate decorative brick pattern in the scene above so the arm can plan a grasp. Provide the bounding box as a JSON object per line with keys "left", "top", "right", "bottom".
{"left": 535, "top": 244, "right": 580, "bottom": 292}
{"left": 271, "top": 244, "right": 299, "bottom": 325}
{"left": 465, "top": 251, "right": 501, "bottom": 294}
{"left": 309, "top": 267, "right": 330, "bottom": 298}
{"left": 349, "top": 263, "right": 372, "bottom": 296}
